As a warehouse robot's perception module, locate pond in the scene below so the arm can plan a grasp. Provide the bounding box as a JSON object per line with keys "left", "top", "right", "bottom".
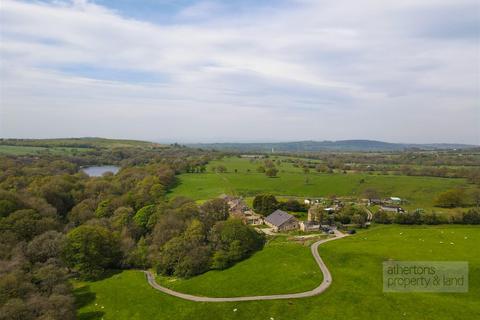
{"left": 82, "top": 165, "right": 120, "bottom": 177}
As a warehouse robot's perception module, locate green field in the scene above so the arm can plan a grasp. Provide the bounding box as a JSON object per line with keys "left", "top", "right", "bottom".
{"left": 157, "top": 236, "right": 323, "bottom": 297}
{"left": 169, "top": 157, "right": 470, "bottom": 210}
{"left": 75, "top": 225, "right": 480, "bottom": 320}
{"left": 0, "top": 137, "right": 164, "bottom": 155}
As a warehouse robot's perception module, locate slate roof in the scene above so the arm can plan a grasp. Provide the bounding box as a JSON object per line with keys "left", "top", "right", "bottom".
{"left": 265, "top": 209, "right": 296, "bottom": 227}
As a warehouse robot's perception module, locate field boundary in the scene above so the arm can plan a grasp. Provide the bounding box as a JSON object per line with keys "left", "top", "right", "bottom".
{"left": 144, "top": 231, "right": 347, "bottom": 302}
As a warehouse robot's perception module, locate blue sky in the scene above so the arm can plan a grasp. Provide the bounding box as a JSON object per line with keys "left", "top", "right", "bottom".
{"left": 0, "top": 0, "right": 479, "bottom": 143}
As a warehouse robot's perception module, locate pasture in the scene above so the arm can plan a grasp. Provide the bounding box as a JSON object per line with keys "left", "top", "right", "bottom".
{"left": 156, "top": 236, "right": 323, "bottom": 297}
{"left": 169, "top": 156, "right": 470, "bottom": 210}
{"left": 75, "top": 225, "right": 480, "bottom": 320}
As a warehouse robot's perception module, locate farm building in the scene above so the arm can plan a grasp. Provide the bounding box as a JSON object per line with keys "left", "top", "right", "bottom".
{"left": 299, "top": 220, "right": 320, "bottom": 232}
{"left": 264, "top": 209, "right": 299, "bottom": 232}
{"left": 368, "top": 198, "right": 383, "bottom": 205}
{"left": 243, "top": 210, "right": 263, "bottom": 225}
{"left": 389, "top": 197, "right": 402, "bottom": 204}
{"left": 380, "top": 205, "right": 405, "bottom": 213}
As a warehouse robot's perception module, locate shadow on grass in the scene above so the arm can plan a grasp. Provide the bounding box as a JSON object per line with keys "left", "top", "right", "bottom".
{"left": 78, "top": 311, "right": 105, "bottom": 320}
{"left": 74, "top": 285, "right": 105, "bottom": 320}
{"left": 98, "top": 269, "right": 123, "bottom": 280}
{"left": 74, "top": 285, "right": 96, "bottom": 309}
{"left": 73, "top": 270, "right": 123, "bottom": 320}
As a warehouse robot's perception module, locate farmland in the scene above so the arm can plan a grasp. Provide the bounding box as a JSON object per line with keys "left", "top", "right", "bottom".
{"left": 0, "top": 137, "right": 165, "bottom": 156}
{"left": 75, "top": 225, "right": 480, "bottom": 320}
{"left": 169, "top": 156, "right": 471, "bottom": 210}
{"left": 156, "top": 236, "right": 324, "bottom": 297}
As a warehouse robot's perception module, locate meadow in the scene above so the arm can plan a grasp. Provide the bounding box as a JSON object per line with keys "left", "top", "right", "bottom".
{"left": 75, "top": 225, "right": 480, "bottom": 320}
{"left": 156, "top": 236, "right": 324, "bottom": 297}
{"left": 169, "top": 157, "right": 470, "bottom": 210}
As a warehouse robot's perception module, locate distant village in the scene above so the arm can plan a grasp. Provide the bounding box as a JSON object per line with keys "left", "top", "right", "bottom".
{"left": 219, "top": 194, "right": 406, "bottom": 234}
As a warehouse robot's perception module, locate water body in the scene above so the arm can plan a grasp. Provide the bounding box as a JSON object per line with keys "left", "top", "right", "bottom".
{"left": 82, "top": 165, "right": 120, "bottom": 177}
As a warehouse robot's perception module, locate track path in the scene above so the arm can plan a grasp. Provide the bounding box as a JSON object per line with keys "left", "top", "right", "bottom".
{"left": 144, "top": 231, "right": 347, "bottom": 302}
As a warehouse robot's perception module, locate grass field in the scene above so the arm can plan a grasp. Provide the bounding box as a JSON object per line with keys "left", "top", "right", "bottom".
{"left": 75, "top": 225, "right": 480, "bottom": 320}
{"left": 169, "top": 157, "right": 470, "bottom": 210}
{"left": 156, "top": 236, "right": 323, "bottom": 297}
{"left": 0, "top": 137, "right": 164, "bottom": 155}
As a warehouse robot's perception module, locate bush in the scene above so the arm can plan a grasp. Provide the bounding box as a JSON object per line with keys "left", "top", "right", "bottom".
{"left": 373, "top": 210, "right": 393, "bottom": 224}
{"left": 463, "top": 209, "right": 480, "bottom": 224}
{"left": 394, "top": 210, "right": 423, "bottom": 225}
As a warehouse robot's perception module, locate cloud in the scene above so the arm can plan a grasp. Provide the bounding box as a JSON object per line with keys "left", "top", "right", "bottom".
{"left": 0, "top": 0, "right": 478, "bottom": 143}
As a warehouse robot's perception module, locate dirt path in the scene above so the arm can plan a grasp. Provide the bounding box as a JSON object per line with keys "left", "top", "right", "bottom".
{"left": 364, "top": 207, "right": 373, "bottom": 221}
{"left": 144, "top": 230, "right": 347, "bottom": 302}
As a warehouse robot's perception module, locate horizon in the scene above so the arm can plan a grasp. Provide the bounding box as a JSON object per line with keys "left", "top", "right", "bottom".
{"left": 1, "top": 0, "right": 479, "bottom": 144}
{"left": 0, "top": 136, "right": 478, "bottom": 146}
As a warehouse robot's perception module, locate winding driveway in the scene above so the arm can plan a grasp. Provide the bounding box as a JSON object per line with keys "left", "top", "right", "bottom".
{"left": 144, "top": 230, "right": 347, "bottom": 302}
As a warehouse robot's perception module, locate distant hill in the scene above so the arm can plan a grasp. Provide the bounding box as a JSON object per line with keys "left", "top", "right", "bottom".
{"left": 0, "top": 137, "right": 166, "bottom": 155}
{"left": 187, "top": 140, "right": 478, "bottom": 152}
{"left": 0, "top": 137, "right": 164, "bottom": 149}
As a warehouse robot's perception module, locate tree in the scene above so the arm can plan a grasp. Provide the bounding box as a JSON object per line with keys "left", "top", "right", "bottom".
{"left": 315, "top": 164, "right": 329, "bottom": 173}
{"left": 352, "top": 214, "right": 366, "bottom": 227}
{"left": 435, "top": 189, "right": 465, "bottom": 208}
{"left": 63, "top": 225, "right": 121, "bottom": 279}
{"left": 373, "top": 210, "right": 393, "bottom": 224}
{"left": 470, "top": 189, "right": 480, "bottom": 208}
{"left": 463, "top": 208, "right": 480, "bottom": 224}
{"left": 363, "top": 188, "right": 380, "bottom": 200}
{"left": 265, "top": 167, "right": 278, "bottom": 178}
{"left": 280, "top": 199, "right": 306, "bottom": 212}
{"left": 210, "top": 219, "right": 265, "bottom": 270}
{"left": 0, "top": 199, "right": 18, "bottom": 218}
{"left": 216, "top": 165, "right": 227, "bottom": 173}
{"left": 94, "top": 199, "right": 114, "bottom": 218}
{"left": 199, "top": 198, "right": 229, "bottom": 229}
{"left": 252, "top": 194, "right": 278, "bottom": 216}
{"left": 395, "top": 209, "right": 423, "bottom": 225}
{"left": 155, "top": 220, "right": 211, "bottom": 278}
{"left": 133, "top": 204, "right": 156, "bottom": 233}
{"left": 68, "top": 199, "right": 96, "bottom": 226}
{"left": 423, "top": 211, "right": 447, "bottom": 225}
{"left": 26, "top": 231, "right": 65, "bottom": 264}
{"left": 0, "top": 209, "right": 59, "bottom": 241}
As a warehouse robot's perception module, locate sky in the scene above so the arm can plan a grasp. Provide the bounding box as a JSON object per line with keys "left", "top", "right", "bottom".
{"left": 0, "top": 0, "right": 479, "bottom": 144}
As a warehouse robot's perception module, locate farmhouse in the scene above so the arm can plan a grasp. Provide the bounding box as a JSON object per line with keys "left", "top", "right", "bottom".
{"left": 265, "top": 209, "right": 299, "bottom": 232}
{"left": 219, "top": 194, "right": 248, "bottom": 214}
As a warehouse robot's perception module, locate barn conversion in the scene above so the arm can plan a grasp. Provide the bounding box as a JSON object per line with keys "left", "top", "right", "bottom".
{"left": 264, "top": 209, "right": 299, "bottom": 232}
